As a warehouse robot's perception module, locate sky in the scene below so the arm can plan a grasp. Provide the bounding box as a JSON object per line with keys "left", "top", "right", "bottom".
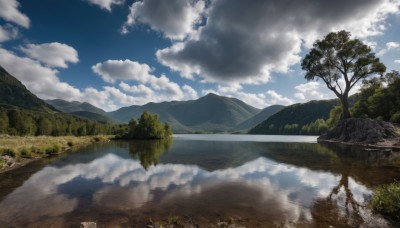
{"left": 0, "top": 0, "right": 399, "bottom": 112}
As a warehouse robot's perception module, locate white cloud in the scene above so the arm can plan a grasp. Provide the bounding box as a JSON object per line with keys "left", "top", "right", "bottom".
{"left": 20, "top": 42, "right": 79, "bottom": 68}
{"left": 395, "top": 60, "right": 400, "bottom": 64}
{"left": 92, "top": 59, "right": 199, "bottom": 104}
{"left": 156, "top": 0, "right": 400, "bottom": 85}
{"left": 294, "top": 82, "right": 329, "bottom": 101}
{"left": 0, "top": 0, "right": 30, "bottom": 28}
{"left": 121, "top": 0, "right": 205, "bottom": 40}
{"left": 266, "top": 90, "right": 294, "bottom": 106}
{"left": 377, "top": 41, "right": 400, "bottom": 56}
{"left": 0, "top": 24, "right": 18, "bottom": 42}
{"left": 92, "top": 59, "right": 154, "bottom": 83}
{"left": 85, "top": 0, "right": 124, "bottom": 11}
{"left": 202, "top": 85, "right": 293, "bottom": 109}
{"left": 0, "top": 47, "right": 82, "bottom": 100}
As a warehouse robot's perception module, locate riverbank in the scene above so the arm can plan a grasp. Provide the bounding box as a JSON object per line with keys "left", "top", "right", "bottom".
{"left": 0, "top": 135, "right": 113, "bottom": 173}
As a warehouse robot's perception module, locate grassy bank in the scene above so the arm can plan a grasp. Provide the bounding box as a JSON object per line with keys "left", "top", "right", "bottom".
{"left": 0, "top": 135, "right": 112, "bottom": 172}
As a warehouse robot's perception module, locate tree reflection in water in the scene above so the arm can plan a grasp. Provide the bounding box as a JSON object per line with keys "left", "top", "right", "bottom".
{"left": 311, "top": 143, "right": 398, "bottom": 227}
{"left": 127, "top": 139, "right": 172, "bottom": 170}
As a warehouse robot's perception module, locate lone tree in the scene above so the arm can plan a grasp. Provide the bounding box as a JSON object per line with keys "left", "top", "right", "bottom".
{"left": 301, "top": 30, "right": 386, "bottom": 119}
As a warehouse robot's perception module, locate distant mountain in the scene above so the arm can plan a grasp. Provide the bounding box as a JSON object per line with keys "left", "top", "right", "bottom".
{"left": 0, "top": 66, "right": 57, "bottom": 112}
{"left": 235, "top": 105, "right": 285, "bottom": 131}
{"left": 46, "top": 99, "right": 119, "bottom": 123}
{"left": 109, "top": 93, "right": 261, "bottom": 133}
{"left": 249, "top": 99, "right": 340, "bottom": 134}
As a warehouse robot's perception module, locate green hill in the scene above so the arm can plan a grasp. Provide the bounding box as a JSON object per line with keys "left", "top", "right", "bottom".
{"left": 0, "top": 66, "right": 57, "bottom": 112}
{"left": 235, "top": 105, "right": 285, "bottom": 131}
{"left": 46, "top": 99, "right": 119, "bottom": 123}
{"left": 109, "top": 93, "right": 261, "bottom": 133}
{"left": 249, "top": 99, "right": 340, "bottom": 135}
{"left": 0, "top": 66, "right": 121, "bottom": 136}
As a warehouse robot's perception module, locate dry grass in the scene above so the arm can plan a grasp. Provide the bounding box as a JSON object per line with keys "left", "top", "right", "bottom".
{"left": 0, "top": 135, "right": 112, "bottom": 162}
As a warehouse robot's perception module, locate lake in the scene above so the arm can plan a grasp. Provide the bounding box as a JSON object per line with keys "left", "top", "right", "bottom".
{"left": 0, "top": 134, "right": 399, "bottom": 227}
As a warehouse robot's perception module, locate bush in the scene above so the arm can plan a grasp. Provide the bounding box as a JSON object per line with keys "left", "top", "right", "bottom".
{"left": 390, "top": 112, "right": 400, "bottom": 123}
{"left": 1, "top": 148, "right": 16, "bottom": 157}
{"left": 371, "top": 182, "right": 400, "bottom": 220}
{"left": 67, "top": 141, "right": 74, "bottom": 147}
{"left": 20, "top": 147, "right": 32, "bottom": 158}
{"left": 93, "top": 137, "right": 101, "bottom": 142}
{"left": 45, "top": 144, "right": 61, "bottom": 155}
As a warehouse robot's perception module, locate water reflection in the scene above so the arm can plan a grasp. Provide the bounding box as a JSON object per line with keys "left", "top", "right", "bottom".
{"left": 0, "top": 137, "right": 398, "bottom": 227}
{"left": 127, "top": 139, "right": 172, "bottom": 170}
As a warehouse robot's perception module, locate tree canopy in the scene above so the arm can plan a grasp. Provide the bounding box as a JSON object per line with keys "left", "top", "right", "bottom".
{"left": 301, "top": 30, "right": 386, "bottom": 119}
{"left": 119, "top": 111, "right": 172, "bottom": 139}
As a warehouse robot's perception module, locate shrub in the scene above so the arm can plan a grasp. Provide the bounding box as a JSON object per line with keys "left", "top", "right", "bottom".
{"left": 1, "top": 148, "right": 16, "bottom": 157}
{"left": 45, "top": 144, "right": 61, "bottom": 155}
{"left": 20, "top": 147, "right": 32, "bottom": 158}
{"left": 371, "top": 182, "right": 400, "bottom": 220}
{"left": 93, "top": 137, "right": 101, "bottom": 142}
{"left": 67, "top": 141, "right": 74, "bottom": 147}
{"left": 390, "top": 112, "right": 400, "bottom": 123}
{"left": 0, "top": 158, "right": 4, "bottom": 168}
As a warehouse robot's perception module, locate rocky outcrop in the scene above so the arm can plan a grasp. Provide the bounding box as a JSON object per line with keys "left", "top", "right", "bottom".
{"left": 318, "top": 118, "right": 399, "bottom": 145}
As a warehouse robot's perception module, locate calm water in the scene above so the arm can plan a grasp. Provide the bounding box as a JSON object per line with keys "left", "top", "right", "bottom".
{"left": 0, "top": 135, "right": 400, "bottom": 227}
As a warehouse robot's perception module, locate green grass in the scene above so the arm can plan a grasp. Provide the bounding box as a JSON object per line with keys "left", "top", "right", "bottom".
{"left": 1, "top": 148, "right": 15, "bottom": 157}
{"left": 0, "top": 135, "right": 112, "bottom": 169}
{"left": 371, "top": 182, "right": 400, "bottom": 220}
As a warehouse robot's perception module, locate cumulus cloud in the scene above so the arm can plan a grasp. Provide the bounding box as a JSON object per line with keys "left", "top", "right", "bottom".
{"left": 395, "top": 60, "right": 400, "bottom": 64}
{"left": 121, "top": 0, "right": 205, "bottom": 40}
{"left": 92, "top": 59, "right": 154, "bottom": 83}
{"left": 0, "top": 0, "right": 30, "bottom": 28}
{"left": 0, "top": 24, "right": 18, "bottom": 42}
{"left": 85, "top": 0, "right": 124, "bottom": 11}
{"left": 20, "top": 42, "right": 79, "bottom": 68}
{"left": 294, "top": 82, "right": 329, "bottom": 101}
{"left": 202, "top": 85, "right": 293, "bottom": 108}
{"left": 0, "top": 47, "right": 82, "bottom": 100}
{"left": 92, "top": 59, "right": 199, "bottom": 104}
{"left": 377, "top": 41, "right": 400, "bottom": 56}
{"left": 156, "top": 0, "right": 400, "bottom": 84}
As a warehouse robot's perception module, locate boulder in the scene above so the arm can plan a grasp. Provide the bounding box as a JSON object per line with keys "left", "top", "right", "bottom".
{"left": 319, "top": 118, "right": 399, "bottom": 144}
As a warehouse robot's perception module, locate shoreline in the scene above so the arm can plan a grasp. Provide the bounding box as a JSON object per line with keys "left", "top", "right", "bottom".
{"left": 317, "top": 138, "right": 400, "bottom": 151}
{"left": 0, "top": 135, "right": 113, "bottom": 174}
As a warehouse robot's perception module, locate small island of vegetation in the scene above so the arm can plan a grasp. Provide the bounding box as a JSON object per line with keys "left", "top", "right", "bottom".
{"left": 116, "top": 111, "right": 172, "bottom": 140}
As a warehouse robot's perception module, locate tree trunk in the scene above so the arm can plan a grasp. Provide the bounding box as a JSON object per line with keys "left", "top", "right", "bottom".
{"left": 340, "top": 96, "right": 351, "bottom": 119}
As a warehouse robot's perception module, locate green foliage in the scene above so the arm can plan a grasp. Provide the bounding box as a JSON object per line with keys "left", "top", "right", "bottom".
{"left": 120, "top": 111, "right": 173, "bottom": 139}
{"left": 301, "top": 30, "right": 386, "bottom": 119}
{"left": 301, "top": 119, "right": 328, "bottom": 135}
{"left": 352, "top": 71, "right": 400, "bottom": 123}
{"left": 45, "top": 144, "right": 61, "bottom": 155}
{"left": 19, "top": 147, "right": 32, "bottom": 158}
{"left": 326, "top": 106, "right": 342, "bottom": 128}
{"left": 371, "top": 182, "right": 400, "bottom": 220}
{"left": 1, "top": 148, "right": 16, "bottom": 157}
{"left": 0, "top": 107, "right": 125, "bottom": 137}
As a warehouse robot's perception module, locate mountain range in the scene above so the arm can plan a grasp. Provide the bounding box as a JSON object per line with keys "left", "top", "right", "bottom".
{"left": 1, "top": 65, "right": 341, "bottom": 134}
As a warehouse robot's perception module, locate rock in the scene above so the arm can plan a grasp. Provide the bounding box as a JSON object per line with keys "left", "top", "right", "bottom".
{"left": 319, "top": 118, "right": 399, "bottom": 144}
{"left": 80, "top": 222, "right": 96, "bottom": 228}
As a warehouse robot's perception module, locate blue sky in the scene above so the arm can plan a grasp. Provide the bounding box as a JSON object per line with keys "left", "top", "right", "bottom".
{"left": 0, "top": 0, "right": 399, "bottom": 111}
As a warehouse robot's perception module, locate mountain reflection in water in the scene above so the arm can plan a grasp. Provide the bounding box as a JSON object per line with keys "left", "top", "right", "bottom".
{"left": 0, "top": 135, "right": 398, "bottom": 227}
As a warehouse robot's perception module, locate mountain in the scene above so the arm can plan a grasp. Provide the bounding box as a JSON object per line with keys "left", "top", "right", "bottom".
{"left": 109, "top": 93, "right": 261, "bottom": 133}
{"left": 46, "top": 99, "right": 118, "bottom": 123}
{"left": 0, "top": 66, "right": 57, "bottom": 112}
{"left": 249, "top": 99, "right": 340, "bottom": 134}
{"left": 235, "top": 105, "right": 285, "bottom": 131}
